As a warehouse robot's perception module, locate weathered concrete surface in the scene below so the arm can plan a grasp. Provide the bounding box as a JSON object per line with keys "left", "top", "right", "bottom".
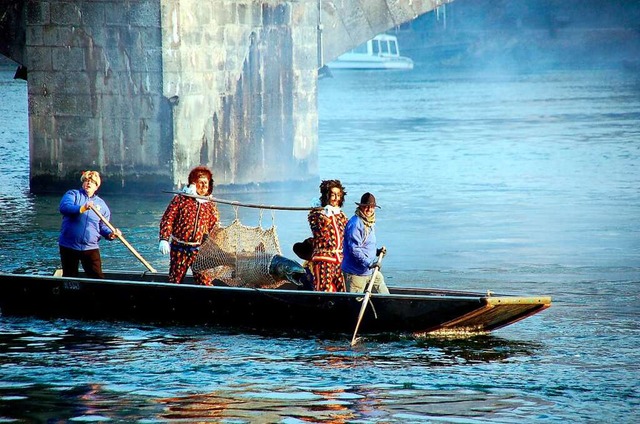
{"left": 0, "top": 0, "right": 447, "bottom": 194}
{"left": 162, "top": 0, "right": 320, "bottom": 188}
{"left": 21, "top": 0, "right": 170, "bottom": 193}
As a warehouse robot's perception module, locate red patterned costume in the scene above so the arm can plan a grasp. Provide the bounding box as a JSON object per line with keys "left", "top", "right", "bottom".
{"left": 159, "top": 195, "right": 219, "bottom": 284}
{"left": 308, "top": 209, "right": 348, "bottom": 292}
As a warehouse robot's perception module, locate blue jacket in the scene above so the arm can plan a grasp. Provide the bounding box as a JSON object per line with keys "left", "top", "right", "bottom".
{"left": 341, "top": 214, "right": 376, "bottom": 276}
{"left": 58, "top": 189, "right": 113, "bottom": 251}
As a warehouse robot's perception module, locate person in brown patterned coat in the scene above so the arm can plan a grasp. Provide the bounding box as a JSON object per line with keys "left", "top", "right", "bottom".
{"left": 307, "top": 179, "right": 348, "bottom": 292}
{"left": 159, "top": 166, "right": 220, "bottom": 285}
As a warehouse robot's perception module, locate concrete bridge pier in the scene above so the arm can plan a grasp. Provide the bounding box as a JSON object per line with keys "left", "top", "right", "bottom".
{"left": 0, "top": 0, "right": 449, "bottom": 194}
{"left": 20, "top": 0, "right": 323, "bottom": 193}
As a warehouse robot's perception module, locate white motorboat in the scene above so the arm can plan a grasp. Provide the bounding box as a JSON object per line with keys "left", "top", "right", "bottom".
{"left": 327, "top": 34, "right": 414, "bottom": 70}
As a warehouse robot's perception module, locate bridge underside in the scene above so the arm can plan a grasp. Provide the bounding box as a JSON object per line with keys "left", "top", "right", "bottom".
{"left": 0, "top": 0, "right": 448, "bottom": 194}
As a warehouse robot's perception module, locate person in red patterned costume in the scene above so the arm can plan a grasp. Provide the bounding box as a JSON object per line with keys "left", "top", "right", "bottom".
{"left": 158, "top": 166, "right": 220, "bottom": 285}
{"left": 308, "top": 180, "right": 348, "bottom": 292}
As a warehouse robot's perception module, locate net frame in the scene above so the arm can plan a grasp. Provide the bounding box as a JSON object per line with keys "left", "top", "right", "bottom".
{"left": 192, "top": 208, "right": 286, "bottom": 288}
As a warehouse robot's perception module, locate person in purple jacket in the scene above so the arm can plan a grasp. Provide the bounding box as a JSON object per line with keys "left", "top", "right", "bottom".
{"left": 341, "top": 192, "right": 389, "bottom": 294}
{"left": 58, "top": 170, "right": 120, "bottom": 278}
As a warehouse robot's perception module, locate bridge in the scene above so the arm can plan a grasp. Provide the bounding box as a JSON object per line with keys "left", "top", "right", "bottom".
{"left": 0, "top": 0, "right": 450, "bottom": 194}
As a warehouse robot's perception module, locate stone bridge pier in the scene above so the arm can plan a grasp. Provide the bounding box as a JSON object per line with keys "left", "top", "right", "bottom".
{"left": 0, "top": 0, "right": 449, "bottom": 194}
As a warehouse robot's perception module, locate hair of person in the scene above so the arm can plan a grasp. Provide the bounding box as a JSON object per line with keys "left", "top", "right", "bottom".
{"left": 319, "top": 179, "right": 346, "bottom": 207}
{"left": 80, "top": 170, "right": 101, "bottom": 188}
{"left": 188, "top": 166, "right": 214, "bottom": 196}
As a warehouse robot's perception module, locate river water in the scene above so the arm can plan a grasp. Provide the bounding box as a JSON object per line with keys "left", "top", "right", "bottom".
{"left": 1, "top": 64, "right": 639, "bottom": 422}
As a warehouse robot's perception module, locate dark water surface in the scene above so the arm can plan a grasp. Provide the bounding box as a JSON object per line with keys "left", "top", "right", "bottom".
{"left": 1, "top": 65, "right": 639, "bottom": 422}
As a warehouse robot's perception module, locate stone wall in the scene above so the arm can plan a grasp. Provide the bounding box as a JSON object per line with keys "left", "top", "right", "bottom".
{"left": 24, "top": 0, "right": 169, "bottom": 193}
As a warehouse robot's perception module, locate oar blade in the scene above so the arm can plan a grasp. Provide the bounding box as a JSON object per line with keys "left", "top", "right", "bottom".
{"left": 350, "top": 291, "right": 372, "bottom": 346}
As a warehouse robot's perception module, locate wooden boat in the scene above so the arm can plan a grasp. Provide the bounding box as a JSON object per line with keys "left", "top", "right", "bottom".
{"left": 0, "top": 270, "right": 550, "bottom": 339}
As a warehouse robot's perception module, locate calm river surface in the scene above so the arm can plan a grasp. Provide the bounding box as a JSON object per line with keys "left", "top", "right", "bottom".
{"left": 0, "top": 64, "right": 639, "bottom": 422}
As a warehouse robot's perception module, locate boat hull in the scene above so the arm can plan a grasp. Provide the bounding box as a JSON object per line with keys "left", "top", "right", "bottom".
{"left": 0, "top": 271, "right": 550, "bottom": 338}
{"left": 326, "top": 57, "right": 414, "bottom": 70}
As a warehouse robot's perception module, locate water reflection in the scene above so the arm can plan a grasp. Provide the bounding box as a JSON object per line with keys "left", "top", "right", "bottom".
{"left": 0, "top": 383, "right": 159, "bottom": 423}
{"left": 152, "top": 383, "right": 552, "bottom": 423}
{"left": 0, "top": 318, "right": 539, "bottom": 362}
{"left": 0, "top": 379, "right": 554, "bottom": 423}
{"left": 0, "top": 313, "right": 600, "bottom": 423}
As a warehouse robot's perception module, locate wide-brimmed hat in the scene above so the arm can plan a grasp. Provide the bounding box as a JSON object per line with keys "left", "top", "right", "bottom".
{"left": 355, "top": 192, "right": 380, "bottom": 208}
{"left": 293, "top": 237, "right": 314, "bottom": 261}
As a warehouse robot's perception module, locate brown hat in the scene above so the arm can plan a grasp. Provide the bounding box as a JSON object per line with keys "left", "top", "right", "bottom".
{"left": 355, "top": 192, "right": 380, "bottom": 208}
{"left": 293, "top": 237, "right": 314, "bottom": 261}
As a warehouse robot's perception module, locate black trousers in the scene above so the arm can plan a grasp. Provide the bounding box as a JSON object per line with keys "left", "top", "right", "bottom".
{"left": 59, "top": 245, "right": 104, "bottom": 279}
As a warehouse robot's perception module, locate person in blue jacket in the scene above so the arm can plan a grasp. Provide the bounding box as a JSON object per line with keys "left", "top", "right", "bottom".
{"left": 58, "top": 170, "right": 120, "bottom": 278}
{"left": 342, "top": 192, "right": 389, "bottom": 294}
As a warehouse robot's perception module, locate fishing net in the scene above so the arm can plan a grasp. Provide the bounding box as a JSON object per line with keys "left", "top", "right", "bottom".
{"left": 191, "top": 212, "right": 287, "bottom": 288}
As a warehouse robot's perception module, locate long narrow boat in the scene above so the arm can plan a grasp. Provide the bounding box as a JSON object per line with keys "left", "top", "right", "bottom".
{"left": 0, "top": 270, "right": 550, "bottom": 338}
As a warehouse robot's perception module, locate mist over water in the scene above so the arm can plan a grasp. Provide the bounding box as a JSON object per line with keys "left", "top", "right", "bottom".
{"left": 400, "top": 0, "right": 640, "bottom": 74}
{"left": 1, "top": 23, "right": 640, "bottom": 423}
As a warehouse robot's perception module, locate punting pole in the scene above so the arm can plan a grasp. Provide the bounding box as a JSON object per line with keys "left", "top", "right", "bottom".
{"left": 88, "top": 205, "right": 157, "bottom": 273}
{"left": 350, "top": 251, "right": 385, "bottom": 346}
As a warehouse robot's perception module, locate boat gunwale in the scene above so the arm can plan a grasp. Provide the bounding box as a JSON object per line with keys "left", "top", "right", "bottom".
{"left": 0, "top": 271, "right": 552, "bottom": 306}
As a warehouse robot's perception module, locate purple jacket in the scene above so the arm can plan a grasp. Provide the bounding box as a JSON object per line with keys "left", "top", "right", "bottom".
{"left": 58, "top": 188, "right": 113, "bottom": 251}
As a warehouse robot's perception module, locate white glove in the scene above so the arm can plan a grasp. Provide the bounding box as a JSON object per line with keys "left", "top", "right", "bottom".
{"left": 182, "top": 184, "right": 196, "bottom": 195}
{"left": 159, "top": 240, "right": 170, "bottom": 255}
{"left": 322, "top": 205, "right": 340, "bottom": 216}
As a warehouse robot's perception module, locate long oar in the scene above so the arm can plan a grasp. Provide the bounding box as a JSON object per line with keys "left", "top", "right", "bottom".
{"left": 88, "top": 205, "right": 157, "bottom": 273}
{"left": 163, "top": 190, "right": 322, "bottom": 211}
{"left": 350, "top": 251, "right": 385, "bottom": 346}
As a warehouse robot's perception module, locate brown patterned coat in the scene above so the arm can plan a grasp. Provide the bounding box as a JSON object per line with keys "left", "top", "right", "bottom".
{"left": 308, "top": 209, "right": 348, "bottom": 292}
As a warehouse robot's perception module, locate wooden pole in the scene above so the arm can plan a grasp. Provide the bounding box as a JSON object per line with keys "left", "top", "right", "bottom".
{"left": 350, "top": 251, "right": 385, "bottom": 346}
{"left": 163, "top": 190, "right": 322, "bottom": 211}
{"left": 88, "top": 205, "right": 157, "bottom": 273}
